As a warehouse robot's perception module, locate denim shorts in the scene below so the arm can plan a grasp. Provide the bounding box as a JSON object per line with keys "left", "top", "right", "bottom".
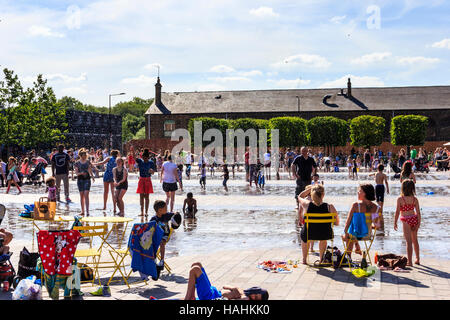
{"left": 77, "top": 178, "right": 91, "bottom": 192}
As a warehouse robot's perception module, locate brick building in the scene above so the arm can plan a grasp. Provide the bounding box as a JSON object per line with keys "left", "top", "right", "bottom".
{"left": 141, "top": 77, "right": 450, "bottom": 152}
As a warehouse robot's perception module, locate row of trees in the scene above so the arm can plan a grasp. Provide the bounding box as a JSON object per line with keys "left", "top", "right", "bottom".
{"left": 187, "top": 114, "right": 429, "bottom": 150}
{"left": 0, "top": 68, "right": 67, "bottom": 150}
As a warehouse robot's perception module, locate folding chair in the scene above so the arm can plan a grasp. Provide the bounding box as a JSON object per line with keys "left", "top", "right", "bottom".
{"left": 303, "top": 212, "right": 337, "bottom": 267}
{"left": 73, "top": 224, "right": 108, "bottom": 285}
{"left": 339, "top": 211, "right": 379, "bottom": 270}
{"left": 106, "top": 227, "right": 173, "bottom": 287}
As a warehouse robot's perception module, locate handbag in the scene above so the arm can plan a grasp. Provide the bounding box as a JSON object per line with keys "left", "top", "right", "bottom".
{"left": 33, "top": 197, "right": 56, "bottom": 220}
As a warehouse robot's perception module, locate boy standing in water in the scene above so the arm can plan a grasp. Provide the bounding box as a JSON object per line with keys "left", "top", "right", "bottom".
{"left": 370, "top": 164, "right": 389, "bottom": 229}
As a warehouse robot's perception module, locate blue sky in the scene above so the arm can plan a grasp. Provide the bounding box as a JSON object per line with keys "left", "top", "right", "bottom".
{"left": 1, "top": 0, "right": 449, "bottom": 106}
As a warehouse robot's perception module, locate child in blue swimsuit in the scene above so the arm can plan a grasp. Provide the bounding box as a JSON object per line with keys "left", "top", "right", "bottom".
{"left": 92, "top": 150, "right": 119, "bottom": 213}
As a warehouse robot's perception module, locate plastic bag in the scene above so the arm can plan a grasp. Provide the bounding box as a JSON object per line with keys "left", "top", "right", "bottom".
{"left": 12, "top": 276, "right": 42, "bottom": 300}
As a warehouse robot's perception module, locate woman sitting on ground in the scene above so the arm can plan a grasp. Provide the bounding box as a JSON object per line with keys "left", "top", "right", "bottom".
{"left": 342, "top": 184, "right": 381, "bottom": 261}
{"left": 297, "top": 184, "right": 339, "bottom": 265}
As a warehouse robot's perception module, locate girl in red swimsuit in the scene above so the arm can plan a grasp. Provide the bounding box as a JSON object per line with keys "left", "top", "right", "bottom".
{"left": 394, "top": 179, "right": 421, "bottom": 266}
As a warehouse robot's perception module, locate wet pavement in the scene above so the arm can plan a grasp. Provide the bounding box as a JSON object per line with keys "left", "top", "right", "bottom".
{"left": 0, "top": 168, "right": 449, "bottom": 300}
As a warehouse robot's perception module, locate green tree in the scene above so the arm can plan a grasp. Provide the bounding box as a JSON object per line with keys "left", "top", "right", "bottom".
{"left": 349, "top": 115, "right": 385, "bottom": 148}
{"left": 307, "top": 116, "right": 349, "bottom": 154}
{"left": 122, "top": 113, "right": 145, "bottom": 142}
{"left": 0, "top": 68, "right": 24, "bottom": 149}
{"left": 268, "top": 117, "right": 308, "bottom": 148}
{"left": 390, "top": 115, "right": 428, "bottom": 147}
{"left": 133, "top": 126, "right": 146, "bottom": 140}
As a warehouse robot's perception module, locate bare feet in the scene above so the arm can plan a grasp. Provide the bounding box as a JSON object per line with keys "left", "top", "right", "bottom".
{"left": 406, "top": 263, "right": 413, "bottom": 267}
{"left": 415, "top": 260, "right": 420, "bottom": 265}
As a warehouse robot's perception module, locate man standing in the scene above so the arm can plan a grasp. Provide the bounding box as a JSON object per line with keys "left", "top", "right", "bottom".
{"left": 51, "top": 144, "right": 72, "bottom": 203}
{"left": 292, "top": 147, "right": 317, "bottom": 208}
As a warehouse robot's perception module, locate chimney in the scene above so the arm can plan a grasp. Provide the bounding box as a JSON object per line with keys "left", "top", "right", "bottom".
{"left": 347, "top": 78, "right": 352, "bottom": 97}
{"left": 155, "top": 77, "right": 162, "bottom": 105}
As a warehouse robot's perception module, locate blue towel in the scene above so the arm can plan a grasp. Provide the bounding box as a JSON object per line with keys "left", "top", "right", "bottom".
{"left": 348, "top": 212, "right": 368, "bottom": 239}
{"left": 128, "top": 221, "right": 164, "bottom": 279}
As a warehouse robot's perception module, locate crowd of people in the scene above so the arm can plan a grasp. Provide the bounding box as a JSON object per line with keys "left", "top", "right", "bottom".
{"left": 0, "top": 142, "right": 448, "bottom": 299}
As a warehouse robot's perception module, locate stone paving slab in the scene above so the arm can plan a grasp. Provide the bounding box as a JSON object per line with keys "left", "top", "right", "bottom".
{"left": 1, "top": 244, "right": 449, "bottom": 300}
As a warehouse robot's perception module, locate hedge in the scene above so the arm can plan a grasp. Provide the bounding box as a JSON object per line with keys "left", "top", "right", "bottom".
{"left": 390, "top": 115, "right": 428, "bottom": 146}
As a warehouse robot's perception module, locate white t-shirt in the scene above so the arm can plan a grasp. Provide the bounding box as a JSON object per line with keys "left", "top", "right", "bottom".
{"left": 162, "top": 161, "right": 178, "bottom": 183}
{"left": 185, "top": 154, "right": 192, "bottom": 165}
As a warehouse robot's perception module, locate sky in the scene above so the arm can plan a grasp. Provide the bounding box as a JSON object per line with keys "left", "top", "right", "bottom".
{"left": 1, "top": 0, "right": 449, "bottom": 107}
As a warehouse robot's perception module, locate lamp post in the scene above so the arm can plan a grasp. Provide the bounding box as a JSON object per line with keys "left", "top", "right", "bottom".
{"left": 296, "top": 96, "right": 300, "bottom": 113}
{"left": 109, "top": 92, "right": 126, "bottom": 150}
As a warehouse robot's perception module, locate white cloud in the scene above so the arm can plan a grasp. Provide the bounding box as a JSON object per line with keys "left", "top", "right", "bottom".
{"left": 121, "top": 75, "right": 156, "bottom": 87}
{"left": 267, "top": 78, "right": 311, "bottom": 88}
{"left": 351, "top": 52, "right": 392, "bottom": 65}
{"left": 46, "top": 73, "right": 87, "bottom": 83}
{"left": 208, "top": 76, "right": 251, "bottom": 83}
{"left": 28, "top": 25, "right": 65, "bottom": 38}
{"left": 396, "top": 56, "right": 440, "bottom": 65}
{"left": 330, "top": 15, "right": 346, "bottom": 24}
{"left": 319, "top": 75, "right": 384, "bottom": 88}
{"left": 249, "top": 7, "right": 279, "bottom": 18}
{"left": 238, "top": 70, "right": 263, "bottom": 77}
{"left": 272, "top": 54, "right": 331, "bottom": 69}
{"left": 60, "top": 85, "right": 88, "bottom": 95}
{"left": 209, "top": 65, "right": 235, "bottom": 73}
{"left": 431, "top": 38, "right": 450, "bottom": 49}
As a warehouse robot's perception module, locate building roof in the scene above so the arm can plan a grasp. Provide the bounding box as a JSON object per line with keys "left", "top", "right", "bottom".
{"left": 145, "top": 85, "right": 450, "bottom": 115}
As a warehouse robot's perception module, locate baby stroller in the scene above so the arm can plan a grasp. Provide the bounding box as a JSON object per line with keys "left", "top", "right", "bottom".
{"left": 0, "top": 205, "right": 16, "bottom": 292}
{"left": 24, "top": 163, "right": 44, "bottom": 186}
{"left": 390, "top": 162, "right": 401, "bottom": 179}
{"left": 414, "top": 158, "right": 429, "bottom": 173}
{"left": 0, "top": 252, "right": 15, "bottom": 292}
{"left": 437, "top": 157, "right": 449, "bottom": 171}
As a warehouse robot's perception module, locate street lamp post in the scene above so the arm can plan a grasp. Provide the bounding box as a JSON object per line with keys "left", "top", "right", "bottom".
{"left": 109, "top": 92, "right": 126, "bottom": 150}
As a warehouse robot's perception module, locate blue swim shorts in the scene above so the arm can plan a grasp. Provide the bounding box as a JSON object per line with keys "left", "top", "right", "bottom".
{"left": 195, "top": 268, "right": 222, "bottom": 300}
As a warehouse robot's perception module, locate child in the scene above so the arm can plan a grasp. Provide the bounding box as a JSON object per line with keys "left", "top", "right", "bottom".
{"left": 257, "top": 163, "right": 265, "bottom": 189}
{"left": 113, "top": 158, "right": 128, "bottom": 216}
{"left": 177, "top": 164, "right": 184, "bottom": 190}
{"left": 221, "top": 164, "right": 229, "bottom": 192}
{"left": 183, "top": 192, "right": 198, "bottom": 219}
{"left": 199, "top": 163, "right": 206, "bottom": 190}
{"left": 150, "top": 200, "right": 182, "bottom": 270}
{"left": 394, "top": 179, "right": 421, "bottom": 266}
{"left": 347, "top": 156, "right": 353, "bottom": 178}
{"left": 369, "top": 164, "right": 389, "bottom": 229}
{"left": 136, "top": 149, "right": 156, "bottom": 217}
{"left": 311, "top": 173, "right": 323, "bottom": 186}
{"left": 352, "top": 158, "right": 358, "bottom": 180}
{"left": 46, "top": 176, "right": 57, "bottom": 202}
{"left": 5, "top": 157, "right": 21, "bottom": 194}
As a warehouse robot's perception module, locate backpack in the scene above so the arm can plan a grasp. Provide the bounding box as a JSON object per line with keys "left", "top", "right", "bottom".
{"left": 77, "top": 263, "right": 94, "bottom": 282}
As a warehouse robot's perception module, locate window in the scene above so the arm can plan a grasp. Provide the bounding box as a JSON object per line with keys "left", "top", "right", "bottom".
{"left": 164, "top": 120, "right": 176, "bottom": 137}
